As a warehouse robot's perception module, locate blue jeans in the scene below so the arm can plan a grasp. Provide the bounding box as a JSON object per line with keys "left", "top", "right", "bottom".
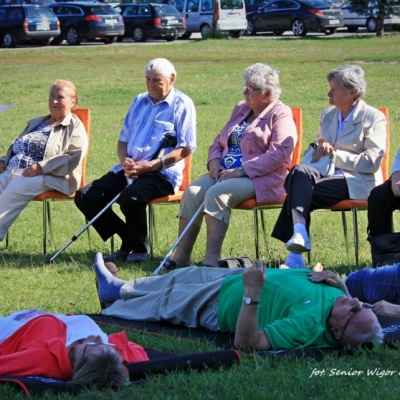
{"left": 346, "top": 264, "right": 400, "bottom": 304}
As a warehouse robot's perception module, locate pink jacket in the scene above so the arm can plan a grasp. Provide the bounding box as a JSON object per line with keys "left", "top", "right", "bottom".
{"left": 207, "top": 100, "right": 297, "bottom": 203}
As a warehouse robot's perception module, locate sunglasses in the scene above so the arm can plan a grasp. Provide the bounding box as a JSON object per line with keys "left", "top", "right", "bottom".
{"left": 338, "top": 303, "right": 372, "bottom": 341}
{"left": 82, "top": 342, "right": 116, "bottom": 355}
{"left": 243, "top": 85, "right": 261, "bottom": 93}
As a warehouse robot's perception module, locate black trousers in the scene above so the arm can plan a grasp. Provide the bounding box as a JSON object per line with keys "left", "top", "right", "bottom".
{"left": 271, "top": 164, "right": 350, "bottom": 243}
{"left": 368, "top": 180, "right": 400, "bottom": 237}
{"left": 74, "top": 170, "right": 173, "bottom": 253}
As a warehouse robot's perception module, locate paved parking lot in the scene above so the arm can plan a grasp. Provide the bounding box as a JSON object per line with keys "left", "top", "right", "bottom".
{"left": 0, "top": 27, "right": 377, "bottom": 50}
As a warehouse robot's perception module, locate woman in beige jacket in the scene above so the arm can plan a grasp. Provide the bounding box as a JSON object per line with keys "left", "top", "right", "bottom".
{"left": 0, "top": 79, "right": 88, "bottom": 241}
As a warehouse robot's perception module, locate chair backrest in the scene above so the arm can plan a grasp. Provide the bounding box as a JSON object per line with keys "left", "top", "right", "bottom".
{"left": 290, "top": 107, "right": 303, "bottom": 168}
{"left": 179, "top": 153, "right": 192, "bottom": 191}
{"left": 378, "top": 107, "right": 390, "bottom": 182}
{"left": 72, "top": 108, "right": 91, "bottom": 187}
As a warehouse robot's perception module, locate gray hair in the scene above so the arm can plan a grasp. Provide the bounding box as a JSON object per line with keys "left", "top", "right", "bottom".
{"left": 342, "top": 321, "right": 383, "bottom": 348}
{"left": 72, "top": 351, "right": 130, "bottom": 389}
{"left": 242, "top": 63, "right": 282, "bottom": 101}
{"left": 144, "top": 58, "right": 177, "bottom": 79}
{"left": 327, "top": 65, "right": 366, "bottom": 101}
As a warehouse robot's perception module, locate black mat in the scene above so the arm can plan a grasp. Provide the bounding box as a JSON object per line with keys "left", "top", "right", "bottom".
{"left": 0, "top": 346, "right": 240, "bottom": 396}
{"left": 88, "top": 313, "right": 400, "bottom": 361}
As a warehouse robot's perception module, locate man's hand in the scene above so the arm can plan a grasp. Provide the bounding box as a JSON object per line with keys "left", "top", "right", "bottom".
{"left": 308, "top": 270, "right": 349, "bottom": 295}
{"left": 372, "top": 300, "right": 400, "bottom": 317}
{"left": 22, "top": 163, "right": 43, "bottom": 177}
{"left": 122, "top": 158, "right": 158, "bottom": 179}
{"left": 242, "top": 259, "right": 266, "bottom": 296}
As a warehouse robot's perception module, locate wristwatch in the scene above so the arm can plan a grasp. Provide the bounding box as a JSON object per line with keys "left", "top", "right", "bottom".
{"left": 238, "top": 166, "right": 247, "bottom": 177}
{"left": 243, "top": 296, "right": 260, "bottom": 305}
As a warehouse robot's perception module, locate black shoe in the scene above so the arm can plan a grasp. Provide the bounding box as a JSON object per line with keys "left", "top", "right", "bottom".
{"left": 161, "top": 259, "right": 178, "bottom": 271}
{"left": 103, "top": 249, "right": 129, "bottom": 262}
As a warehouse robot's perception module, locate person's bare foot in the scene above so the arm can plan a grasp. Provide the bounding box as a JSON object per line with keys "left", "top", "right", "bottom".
{"left": 312, "top": 262, "right": 324, "bottom": 272}
{"left": 105, "top": 262, "right": 118, "bottom": 277}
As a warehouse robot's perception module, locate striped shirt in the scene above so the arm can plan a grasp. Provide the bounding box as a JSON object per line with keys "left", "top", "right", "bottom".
{"left": 111, "top": 87, "right": 197, "bottom": 192}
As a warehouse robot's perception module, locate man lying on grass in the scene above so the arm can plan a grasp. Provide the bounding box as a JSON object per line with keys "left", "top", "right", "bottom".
{"left": 94, "top": 253, "right": 382, "bottom": 350}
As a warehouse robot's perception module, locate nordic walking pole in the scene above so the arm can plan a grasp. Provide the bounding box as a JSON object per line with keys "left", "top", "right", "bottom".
{"left": 48, "top": 192, "right": 121, "bottom": 263}
{"left": 152, "top": 200, "right": 205, "bottom": 276}
{"left": 152, "top": 178, "right": 221, "bottom": 276}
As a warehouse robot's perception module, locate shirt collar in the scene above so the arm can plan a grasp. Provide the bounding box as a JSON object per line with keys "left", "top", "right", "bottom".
{"left": 145, "top": 87, "right": 175, "bottom": 106}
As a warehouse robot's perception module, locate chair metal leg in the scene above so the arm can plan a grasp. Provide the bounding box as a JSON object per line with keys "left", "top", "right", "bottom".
{"left": 341, "top": 211, "right": 350, "bottom": 262}
{"left": 5, "top": 230, "right": 9, "bottom": 248}
{"left": 253, "top": 207, "right": 260, "bottom": 259}
{"left": 43, "top": 199, "right": 47, "bottom": 254}
{"left": 149, "top": 204, "right": 155, "bottom": 259}
{"left": 351, "top": 209, "right": 359, "bottom": 269}
{"left": 260, "top": 209, "right": 269, "bottom": 256}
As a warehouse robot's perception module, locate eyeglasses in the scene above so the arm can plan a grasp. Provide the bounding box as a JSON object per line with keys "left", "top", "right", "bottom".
{"left": 243, "top": 85, "right": 261, "bottom": 93}
{"left": 338, "top": 303, "right": 372, "bottom": 341}
{"left": 82, "top": 342, "right": 116, "bottom": 355}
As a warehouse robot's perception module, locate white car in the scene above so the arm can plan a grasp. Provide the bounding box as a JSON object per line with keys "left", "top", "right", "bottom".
{"left": 340, "top": 1, "right": 400, "bottom": 32}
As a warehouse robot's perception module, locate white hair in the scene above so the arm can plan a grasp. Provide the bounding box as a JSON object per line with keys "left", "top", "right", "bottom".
{"left": 242, "top": 63, "right": 282, "bottom": 100}
{"left": 327, "top": 64, "right": 366, "bottom": 101}
{"left": 144, "top": 58, "right": 177, "bottom": 79}
{"left": 344, "top": 321, "right": 383, "bottom": 347}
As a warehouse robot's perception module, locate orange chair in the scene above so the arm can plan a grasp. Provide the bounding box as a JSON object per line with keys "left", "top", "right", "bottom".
{"left": 148, "top": 153, "right": 193, "bottom": 259}
{"left": 234, "top": 107, "right": 303, "bottom": 259}
{"left": 312, "top": 107, "right": 390, "bottom": 267}
{"left": 6, "top": 108, "right": 91, "bottom": 254}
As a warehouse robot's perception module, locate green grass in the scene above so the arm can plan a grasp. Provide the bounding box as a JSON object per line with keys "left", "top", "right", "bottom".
{"left": 1, "top": 34, "right": 400, "bottom": 399}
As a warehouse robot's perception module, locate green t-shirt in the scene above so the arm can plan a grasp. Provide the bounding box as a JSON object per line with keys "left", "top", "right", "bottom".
{"left": 217, "top": 268, "right": 344, "bottom": 349}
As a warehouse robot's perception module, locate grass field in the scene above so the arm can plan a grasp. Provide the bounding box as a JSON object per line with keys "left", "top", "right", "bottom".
{"left": 1, "top": 34, "right": 400, "bottom": 399}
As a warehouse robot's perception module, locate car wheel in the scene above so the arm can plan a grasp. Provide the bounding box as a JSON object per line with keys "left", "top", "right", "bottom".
{"left": 166, "top": 36, "right": 177, "bottom": 42}
{"left": 324, "top": 28, "right": 337, "bottom": 35}
{"left": 292, "top": 19, "right": 307, "bottom": 36}
{"left": 180, "top": 32, "right": 192, "bottom": 39}
{"left": 273, "top": 30, "right": 284, "bottom": 35}
{"left": 200, "top": 23, "right": 210, "bottom": 38}
{"left": 66, "top": 26, "right": 82, "bottom": 45}
{"left": 102, "top": 36, "right": 117, "bottom": 44}
{"left": 116, "top": 35, "right": 124, "bottom": 42}
{"left": 347, "top": 26, "right": 358, "bottom": 32}
{"left": 366, "top": 17, "right": 376, "bottom": 32}
{"left": 3, "top": 31, "right": 16, "bottom": 48}
{"left": 243, "top": 20, "right": 256, "bottom": 36}
{"left": 230, "top": 30, "right": 242, "bottom": 38}
{"left": 133, "top": 26, "right": 147, "bottom": 42}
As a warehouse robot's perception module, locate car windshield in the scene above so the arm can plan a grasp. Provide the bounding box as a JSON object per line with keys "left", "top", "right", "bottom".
{"left": 153, "top": 4, "right": 181, "bottom": 15}
{"left": 90, "top": 5, "right": 119, "bottom": 15}
{"left": 300, "top": 0, "right": 333, "bottom": 6}
{"left": 26, "top": 7, "right": 56, "bottom": 18}
{"left": 221, "top": 0, "right": 244, "bottom": 10}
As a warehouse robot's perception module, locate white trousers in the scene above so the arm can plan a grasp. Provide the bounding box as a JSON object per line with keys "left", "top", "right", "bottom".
{"left": 0, "top": 167, "right": 50, "bottom": 240}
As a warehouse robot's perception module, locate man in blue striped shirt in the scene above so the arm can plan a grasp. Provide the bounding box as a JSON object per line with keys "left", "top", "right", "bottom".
{"left": 75, "top": 58, "right": 196, "bottom": 263}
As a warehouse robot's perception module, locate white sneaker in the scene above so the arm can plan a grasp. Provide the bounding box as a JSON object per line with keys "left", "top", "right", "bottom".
{"left": 286, "top": 233, "right": 312, "bottom": 252}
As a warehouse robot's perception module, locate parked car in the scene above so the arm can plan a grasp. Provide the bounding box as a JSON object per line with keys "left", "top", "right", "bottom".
{"left": 244, "top": 0, "right": 270, "bottom": 13}
{"left": 114, "top": 2, "right": 186, "bottom": 42}
{"left": 340, "top": 0, "right": 400, "bottom": 32}
{"left": 48, "top": 1, "right": 124, "bottom": 45}
{"left": 245, "top": 0, "right": 344, "bottom": 36}
{"left": 0, "top": 4, "right": 60, "bottom": 47}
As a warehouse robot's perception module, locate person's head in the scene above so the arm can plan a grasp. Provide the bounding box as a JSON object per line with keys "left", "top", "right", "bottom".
{"left": 48, "top": 79, "right": 78, "bottom": 119}
{"left": 144, "top": 58, "right": 176, "bottom": 103}
{"left": 68, "top": 335, "right": 130, "bottom": 389}
{"left": 327, "top": 65, "right": 366, "bottom": 107}
{"left": 242, "top": 63, "right": 282, "bottom": 112}
{"left": 328, "top": 295, "right": 383, "bottom": 348}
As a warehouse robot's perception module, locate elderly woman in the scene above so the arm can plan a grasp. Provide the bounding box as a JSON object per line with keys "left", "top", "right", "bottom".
{"left": 163, "top": 63, "right": 297, "bottom": 269}
{"left": 0, "top": 79, "right": 88, "bottom": 241}
{"left": 0, "top": 309, "right": 148, "bottom": 388}
{"left": 271, "top": 65, "right": 387, "bottom": 269}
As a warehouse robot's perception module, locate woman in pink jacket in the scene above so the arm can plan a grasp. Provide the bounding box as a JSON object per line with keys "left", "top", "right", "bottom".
{"left": 162, "top": 63, "right": 297, "bottom": 269}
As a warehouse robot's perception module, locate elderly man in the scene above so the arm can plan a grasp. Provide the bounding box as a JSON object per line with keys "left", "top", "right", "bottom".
{"left": 94, "top": 253, "right": 382, "bottom": 350}
{"left": 75, "top": 58, "right": 196, "bottom": 263}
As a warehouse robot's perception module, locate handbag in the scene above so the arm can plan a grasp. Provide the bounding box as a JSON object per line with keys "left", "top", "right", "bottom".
{"left": 300, "top": 143, "right": 336, "bottom": 177}
{"left": 369, "top": 233, "right": 400, "bottom": 267}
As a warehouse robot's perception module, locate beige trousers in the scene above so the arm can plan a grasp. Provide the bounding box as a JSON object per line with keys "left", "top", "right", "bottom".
{"left": 178, "top": 174, "right": 255, "bottom": 226}
{"left": 0, "top": 167, "right": 50, "bottom": 240}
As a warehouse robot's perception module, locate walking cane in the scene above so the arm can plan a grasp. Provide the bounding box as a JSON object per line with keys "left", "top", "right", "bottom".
{"left": 48, "top": 192, "right": 121, "bottom": 263}
{"left": 152, "top": 178, "right": 220, "bottom": 276}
